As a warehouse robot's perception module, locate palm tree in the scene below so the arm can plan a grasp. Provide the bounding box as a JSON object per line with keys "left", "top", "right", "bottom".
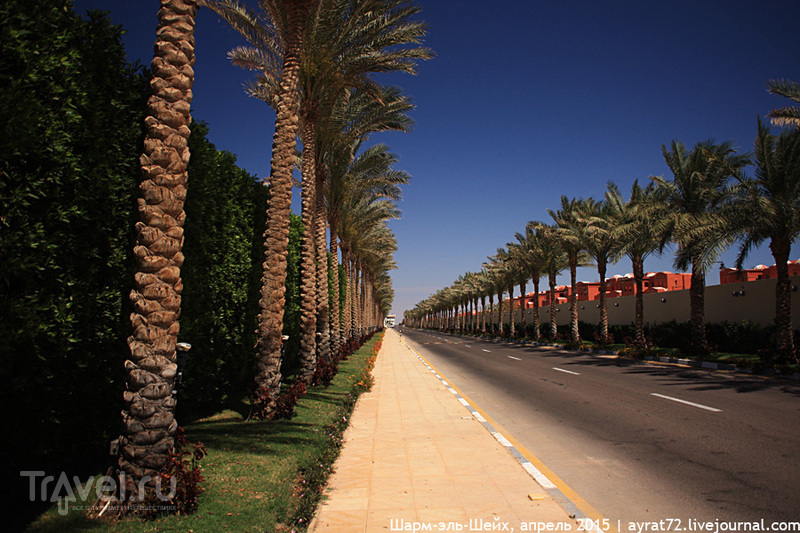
{"left": 767, "top": 78, "right": 800, "bottom": 128}
{"left": 339, "top": 192, "right": 402, "bottom": 337}
{"left": 485, "top": 254, "right": 512, "bottom": 336}
{"left": 506, "top": 242, "right": 530, "bottom": 337}
{"left": 513, "top": 225, "right": 548, "bottom": 341}
{"left": 300, "top": 0, "right": 430, "bottom": 364}
{"left": 323, "top": 87, "right": 414, "bottom": 348}
{"left": 325, "top": 90, "right": 413, "bottom": 349}
{"left": 202, "top": 0, "right": 316, "bottom": 418}
{"left": 472, "top": 269, "right": 493, "bottom": 334}
{"left": 731, "top": 119, "right": 800, "bottom": 360}
{"left": 579, "top": 197, "right": 620, "bottom": 344}
{"left": 330, "top": 140, "right": 409, "bottom": 341}
{"left": 492, "top": 248, "right": 520, "bottom": 337}
{"left": 653, "top": 140, "right": 749, "bottom": 355}
{"left": 528, "top": 222, "right": 568, "bottom": 341}
{"left": 548, "top": 197, "right": 593, "bottom": 344}
{"left": 204, "top": 0, "right": 428, "bottom": 408}
{"left": 119, "top": 0, "right": 197, "bottom": 502}
{"left": 607, "top": 181, "right": 664, "bottom": 348}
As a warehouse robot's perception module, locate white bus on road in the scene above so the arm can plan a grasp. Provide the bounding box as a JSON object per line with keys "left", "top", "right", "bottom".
{"left": 384, "top": 315, "right": 396, "bottom": 328}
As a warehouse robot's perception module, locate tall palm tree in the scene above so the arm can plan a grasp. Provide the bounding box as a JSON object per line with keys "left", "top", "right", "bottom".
{"left": 323, "top": 87, "right": 415, "bottom": 353}
{"left": 119, "top": 0, "right": 197, "bottom": 502}
{"left": 513, "top": 225, "right": 548, "bottom": 341}
{"left": 202, "top": 0, "right": 317, "bottom": 418}
{"left": 462, "top": 271, "right": 482, "bottom": 334}
{"left": 548, "top": 197, "right": 592, "bottom": 343}
{"left": 472, "top": 269, "right": 493, "bottom": 334}
{"left": 492, "top": 248, "right": 520, "bottom": 337}
{"left": 330, "top": 141, "right": 408, "bottom": 341}
{"left": 731, "top": 119, "right": 800, "bottom": 360}
{"left": 528, "top": 222, "right": 568, "bottom": 341}
{"left": 506, "top": 242, "right": 530, "bottom": 337}
{"left": 607, "top": 181, "right": 664, "bottom": 348}
{"left": 485, "top": 254, "right": 512, "bottom": 336}
{"left": 339, "top": 193, "right": 401, "bottom": 335}
{"left": 767, "top": 78, "right": 800, "bottom": 128}
{"left": 579, "top": 197, "right": 620, "bottom": 344}
{"left": 252, "top": 0, "right": 315, "bottom": 419}
{"left": 653, "top": 140, "right": 749, "bottom": 355}
{"left": 204, "top": 0, "right": 428, "bottom": 404}
{"left": 202, "top": 0, "right": 317, "bottom": 386}
{"left": 300, "top": 0, "right": 430, "bottom": 365}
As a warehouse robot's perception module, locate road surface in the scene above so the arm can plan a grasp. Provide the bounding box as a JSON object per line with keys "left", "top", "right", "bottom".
{"left": 399, "top": 327, "right": 800, "bottom": 527}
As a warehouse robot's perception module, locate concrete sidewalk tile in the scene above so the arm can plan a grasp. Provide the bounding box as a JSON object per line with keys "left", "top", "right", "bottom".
{"left": 310, "top": 328, "right": 575, "bottom": 532}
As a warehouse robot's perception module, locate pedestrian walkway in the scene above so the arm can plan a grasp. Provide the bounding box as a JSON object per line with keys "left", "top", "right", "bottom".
{"left": 309, "top": 328, "right": 575, "bottom": 532}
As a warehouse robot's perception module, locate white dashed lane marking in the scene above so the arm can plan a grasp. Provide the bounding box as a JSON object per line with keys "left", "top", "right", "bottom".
{"left": 651, "top": 393, "right": 721, "bottom": 413}
{"left": 553, "top": 367, "right": 580, "bottom": 376}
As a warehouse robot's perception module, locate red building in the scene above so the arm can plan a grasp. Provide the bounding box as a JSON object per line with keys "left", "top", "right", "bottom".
{"left": 513, "top": 270, "right": 697, "bottom": 306}
{"left": 720, "top": 260, "right": 800, "bottom": 284}
{"left": 576, "top": 281, "right": 601, "bottom": 301}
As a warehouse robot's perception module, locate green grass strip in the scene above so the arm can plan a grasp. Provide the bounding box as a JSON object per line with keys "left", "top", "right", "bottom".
{"left": 28, "top": 332, "right": 384, "bottom": 533}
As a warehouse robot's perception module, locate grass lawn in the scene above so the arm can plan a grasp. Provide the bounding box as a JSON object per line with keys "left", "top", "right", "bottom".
{"left": 27, "top": 332, "right": 383, "bottom": 533}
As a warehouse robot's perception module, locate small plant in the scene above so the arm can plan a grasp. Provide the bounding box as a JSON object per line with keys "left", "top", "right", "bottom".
{"left": 311, "top": 357, "right": 339, "bottom": 388}
{"left": 618, "top": 335, "right": 657, "bottom": 359}
{"left": 274, "top": 380, "right": 308, "bottom": 420}
{"left": 593, "top": 330, "right": 615, "bottom": 346}
{"left": 141, "top": 426, "right": 207, "bottom": 519}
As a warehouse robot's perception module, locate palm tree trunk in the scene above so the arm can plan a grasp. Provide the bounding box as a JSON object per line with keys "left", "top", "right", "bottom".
{"left": 119, "top": 0, "right": 196, "bottom": 502}
{"left": 770, "top": 239, "right": 796, "bottom": 360}
{"left": 569, "top": 256, "right": 580, "bottom": 343}
{"left": 487, "top": 293, "right": 494, "bottom": 334}
{"left": 480, "top": 295, "right": 487, "bottom": 333}
{"left": 548, "top": 272, "right": 557, "bottom": 340}
{"left": 297, "top": 117, "right": 318, "bottom": 384}
{"left": 314, "top": 170, "right": 331, "bottom": 363}
{"left": 519, "top": 280, "right": 527, "bottom": 338}
{"left": 329, "top": 224, "right": 341, "bottom": 356}
{"left": 532, "top": 278, "right": 541, "bottom": 341}
{"left": 597, "top": 258, "right": 609, "bottom": 344}
{"left": 632, "top": 255, "right": 646, "bottom": 348}
{"left": 496, "top": 289, "right": 503, "bottom": 336}
{"left": 469, "top": 296, "right": 478, "bottom": 335}
{"left": 342, "top": 247, "right": 353, "bottom": 343}
{"left": 508, "top": 284, "right": 515, "bottom": 337}
{"left": 689, "top": 258, "right": 708, "bottom": 356}
{"left": 251, "top": 0, "right": 312, "bottom": 419}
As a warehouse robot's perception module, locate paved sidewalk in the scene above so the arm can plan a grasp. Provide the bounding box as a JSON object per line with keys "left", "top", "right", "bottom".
{"left": 309, "top": 328, "right": 575, "bottom": 532}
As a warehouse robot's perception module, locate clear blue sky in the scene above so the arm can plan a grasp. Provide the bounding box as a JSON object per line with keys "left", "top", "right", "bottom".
{"left": 73, "top": 0, "right": 800, "bottom": 320}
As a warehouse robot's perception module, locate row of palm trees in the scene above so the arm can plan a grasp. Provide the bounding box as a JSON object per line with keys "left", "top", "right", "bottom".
{"left": 407, "top": 80, "right": 800, "bottom": 365}
{"left": 119, "top": 0, "right": 431, "bottom": 504}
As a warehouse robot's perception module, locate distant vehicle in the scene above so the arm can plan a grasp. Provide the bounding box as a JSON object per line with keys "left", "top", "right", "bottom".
{"left": 384, "top": 315, "right": 396, "bottom": 328}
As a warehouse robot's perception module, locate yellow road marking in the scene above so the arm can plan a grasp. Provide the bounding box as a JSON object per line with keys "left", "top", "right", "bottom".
{"left": 413, "top": 349, "right": 616, "bottom": 532}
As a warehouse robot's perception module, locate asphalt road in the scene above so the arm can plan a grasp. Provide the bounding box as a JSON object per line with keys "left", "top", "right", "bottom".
{"left": 398, "top": 327, "right": 800, "bottom": 527}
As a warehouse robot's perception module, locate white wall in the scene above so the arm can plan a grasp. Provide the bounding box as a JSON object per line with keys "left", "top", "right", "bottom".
{"left": 490, "top": 276, "right": 800, "bottom": 328}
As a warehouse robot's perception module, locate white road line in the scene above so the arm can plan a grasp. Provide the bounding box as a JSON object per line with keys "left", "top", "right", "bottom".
{"left": 482, "top": 349, "right": 491, "bottom": 353}
{"left": 521, "top": 461, "right": 557, "bottom": 490}
{"left": 553, "top": 367, "right": 580, "bottom": 375}
{"left": 465, "top": 345, "right": 472, "bottom": 348}
{"left": 508, "top": 356, "right": 521, "bottom": 361}
{"left": 491, "top": 431, "right": 513, "bottom": 447}
{"left": 650, "top": 393, "right": 722, "bottom": 413}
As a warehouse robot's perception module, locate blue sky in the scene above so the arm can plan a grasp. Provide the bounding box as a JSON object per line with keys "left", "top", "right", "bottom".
{"left": 73, "top": 0, "right": 800, "bottom": 319}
